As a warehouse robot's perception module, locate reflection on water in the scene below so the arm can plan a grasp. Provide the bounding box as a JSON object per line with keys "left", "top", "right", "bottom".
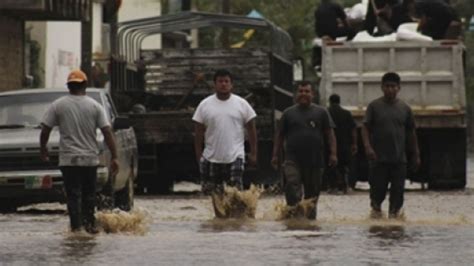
{"left": 61, "top": 233, "right": 97, "bottom": 263}
{"left": 200, "top": 218, "right": 257, "bottom": 232}
{"left": 369, "top": 225, "right": 406, "bottom": 240}
{"left": 282, "top": 218, "right": 321, "bottom": 232}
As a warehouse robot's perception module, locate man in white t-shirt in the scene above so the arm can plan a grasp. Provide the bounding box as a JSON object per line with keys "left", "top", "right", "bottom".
{"left": 40, "top": 69, "right": 119, "bottom": 234}
{"left": 193, "top": 69, "right": 257, "bottom": 196}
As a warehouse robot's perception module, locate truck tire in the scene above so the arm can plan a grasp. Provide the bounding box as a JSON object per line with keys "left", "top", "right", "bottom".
{"left": 147, "top": 175, "right": 173, "bottom": 194}
{"left": 0, "top": 201, "right": 17, "bottom": 213}
{"left": 115, "top": 177, "right": 134, "bottom": 211}
{"left": 97, "top": 175, "right": 115, "bottom": 210}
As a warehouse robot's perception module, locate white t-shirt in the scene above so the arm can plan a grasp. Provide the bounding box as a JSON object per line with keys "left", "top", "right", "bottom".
{"left": 192, "top": 94, "right": 257, "bottom": 163}
{"left": 42, "top": 95, "right": 110, "bottom": 166}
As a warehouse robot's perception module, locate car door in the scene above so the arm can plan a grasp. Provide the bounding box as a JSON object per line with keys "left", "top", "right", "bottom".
{"left": 101, "top": 92, "right": 130, "bottom": 190}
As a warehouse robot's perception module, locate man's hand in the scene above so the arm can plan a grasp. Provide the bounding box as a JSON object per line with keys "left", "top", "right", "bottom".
{"left": 271, "top": 155, "right": 279, "bottom": 170}
{"left": 414, "top": 154, "right": 421, "bottom": 171}
{"left": 40, "top": 147, "right": 49, "bottom": 162}
{"left": 247, "top": 153, "right": 257, "bottom": 167}
{"left": 328, "top": 154, "right": 338, "bottom": 167}
{"left": 351, "top": 144, "right": 358, "bottom": 155}
{"left": 196, "top": 154, "right": 202, "bottom": 164}
{"left": 110, "top": 158, "right": 119, "bottom": 177}
{"left": 365, "top": 145, "right": 377, "bottom": 161}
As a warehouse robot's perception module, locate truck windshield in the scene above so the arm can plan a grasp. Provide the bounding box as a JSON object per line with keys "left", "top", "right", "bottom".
{"left": 0, "top": 91, "right": 101, "bottom": 127}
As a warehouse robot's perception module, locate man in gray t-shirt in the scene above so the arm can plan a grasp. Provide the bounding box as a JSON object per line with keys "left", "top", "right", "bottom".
{"left": 362, "top": 72, "right": 420, "bottom": 219}
{"left": 272, "top": 81, "right": 337, "bottom": 219}
{"left": 40, "top": 69, "right": 119, "bottom": 234}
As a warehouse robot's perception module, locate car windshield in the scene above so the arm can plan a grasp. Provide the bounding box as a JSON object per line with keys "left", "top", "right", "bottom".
{"left": 0, "top": 91, "right": 101, "bottom": 128}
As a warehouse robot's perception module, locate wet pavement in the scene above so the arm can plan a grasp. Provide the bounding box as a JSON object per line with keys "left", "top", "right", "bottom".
{"left": 1, "top": 160, "right": 474, "bottom": 265}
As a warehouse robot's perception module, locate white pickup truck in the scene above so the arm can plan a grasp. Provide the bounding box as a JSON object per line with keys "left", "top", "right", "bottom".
{"left": 0, "top": 88, "right": 138, "bottom": 212}
{"left": 320, "top": 40, "right": 466, "bottom": 189}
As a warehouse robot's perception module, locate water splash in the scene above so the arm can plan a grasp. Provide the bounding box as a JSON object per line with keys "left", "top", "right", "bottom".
{"left": 274, "top": 198, "right": 318, "bottom": 220}
{"left": 211, "top": 185, "right": 262, "bottom": 219}
{"left": 96, "top": 208, "right": 150, "bottom": 235}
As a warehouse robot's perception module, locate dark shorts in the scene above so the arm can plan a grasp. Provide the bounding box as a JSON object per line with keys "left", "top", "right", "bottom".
{"left": 199, "top": 157, "right": 244, "bottom": 194}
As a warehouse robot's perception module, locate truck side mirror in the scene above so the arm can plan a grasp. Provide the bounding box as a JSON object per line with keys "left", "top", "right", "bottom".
{"left": 113, "top": 116, "right": 131, "bottom": 130}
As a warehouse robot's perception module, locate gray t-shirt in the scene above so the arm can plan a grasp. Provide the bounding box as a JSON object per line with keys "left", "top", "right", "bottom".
{"left": 280, "top": 103, "right": 334, "bottom": 167}
{"left": 363, "top": 97, "right": 415, "bottom": 163}
{"left": 42, "top": 95, "right": 110, "bottom": 166}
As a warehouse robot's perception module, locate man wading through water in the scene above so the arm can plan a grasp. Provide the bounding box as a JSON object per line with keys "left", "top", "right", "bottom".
{"left": 193, "top": 69, "right": 258, "bottom": 217}
{"left": 362, "top": 72, "right": 420, "bottom": 219}
{"left": 40, "top": 70, "right": 119, "bottom": 233}
{"left": 272, "top": 81, "right": 337, "bottom": 219}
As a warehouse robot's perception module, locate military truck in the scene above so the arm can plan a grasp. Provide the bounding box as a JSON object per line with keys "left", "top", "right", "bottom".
{"left": 110, "top": 12, "right": 294, "bottom": 193}
{"left": 319, "top": 40, "right": 466, "bottom": 189}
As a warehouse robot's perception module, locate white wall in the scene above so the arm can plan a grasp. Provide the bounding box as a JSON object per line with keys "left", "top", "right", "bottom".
{"left": 25, "top": 21, "right": 46, "bottom": 87}
{"left": 27, "top": 21, "right": 81, "bottom": 88}
{"left": 92, "top": 2, "right": 104, "bottom": 57}
{"left": 44, "top": 22, "right": 81, "bottom": 88}
{"left": 118, "top": 0, "right": 162, "bottom": 49}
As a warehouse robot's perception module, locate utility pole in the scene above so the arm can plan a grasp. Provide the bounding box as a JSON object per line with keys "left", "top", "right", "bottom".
{"left": 81, "top": 1, "right": 93, "bottom": 80}
{"left": 220, "top": 0, "right": 230, "bottom": 48}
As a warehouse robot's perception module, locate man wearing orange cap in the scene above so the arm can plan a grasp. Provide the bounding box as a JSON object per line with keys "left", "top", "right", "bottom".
{"left": 40, "top": 69, "right": 119, "bottom": 234}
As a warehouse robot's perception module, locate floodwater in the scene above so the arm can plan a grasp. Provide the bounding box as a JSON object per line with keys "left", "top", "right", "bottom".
{"left": 1, "top": 162, "right": 474, "bottom": 265}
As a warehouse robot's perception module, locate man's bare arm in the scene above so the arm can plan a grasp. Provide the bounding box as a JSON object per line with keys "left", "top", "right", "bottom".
{"left": 361, "top": 124, "right": 376, "bottom": 161}
{"left": 39, "top": 124, "right": 52, "bottom": 161}
{"left": 194, "top": 122, "right": 205, "bottom": 163}
{"left": 325, "top": 128, "right": 338, "bottom": 167}
{"left": 411, "top": 129, "right": 421, "bottom": 170}
{"left": 245, "top": 118, "right": 258, "bottom": 166}
{"left": 351, "top": 127, "right": 358, "bottom": 155}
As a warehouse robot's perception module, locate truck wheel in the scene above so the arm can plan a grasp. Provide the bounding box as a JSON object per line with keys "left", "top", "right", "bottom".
{"left": 97, "top": 175, "right": 115, "bottom": 210}
{"left": 147, "top": 175, "right": 173, "bottom": 194}
{"left": 0, "top": 201, "right": 17, "bottom": 213}
{"left": 115, "top": 177, "right": 134, "bottom": 211}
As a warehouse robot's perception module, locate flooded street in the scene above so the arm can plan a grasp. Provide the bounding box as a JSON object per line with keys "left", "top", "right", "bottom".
{"left": 1, "top": 162, "right": 474, "bottom": 265}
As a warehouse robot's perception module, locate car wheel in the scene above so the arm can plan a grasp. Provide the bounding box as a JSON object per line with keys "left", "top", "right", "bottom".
{"left": 0, "top": 200, "right": 17, "bottom": 213}
{"left": 115, "top": 176, "right": 134, "bottom": 211}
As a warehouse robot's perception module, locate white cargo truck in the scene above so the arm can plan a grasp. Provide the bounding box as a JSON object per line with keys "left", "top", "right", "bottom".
{"left": 320, "top": 40, "right": 466, "bottom": 189}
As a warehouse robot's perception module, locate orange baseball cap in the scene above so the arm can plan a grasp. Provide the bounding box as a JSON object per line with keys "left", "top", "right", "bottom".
{"left": 67, "top": 69, "right": 88, "bottom": 83}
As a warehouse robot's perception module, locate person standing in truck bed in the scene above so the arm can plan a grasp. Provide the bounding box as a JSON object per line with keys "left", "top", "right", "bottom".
{"left": 315, "top": 0, "right": 356, "bottom": 41}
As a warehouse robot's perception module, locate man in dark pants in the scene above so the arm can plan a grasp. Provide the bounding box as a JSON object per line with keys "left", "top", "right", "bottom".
{"left": 272, "top": 81, "right": 337, "bottom": 219}
{"left": 40, "top": 69, "right": 119, "bottom": 233}
{"left": 193, "top": 69, "right": 257, "bottom": 217}
{"left": 327, "top": 94, "right": 357, "bottom": 194}
{"left": 362, "top": 72, "right": 420, "bottom": 219}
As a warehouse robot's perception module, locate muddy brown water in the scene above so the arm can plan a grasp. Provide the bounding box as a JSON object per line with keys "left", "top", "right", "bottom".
{"left": 1, "top": 160, "right": 474, "bottom": 265}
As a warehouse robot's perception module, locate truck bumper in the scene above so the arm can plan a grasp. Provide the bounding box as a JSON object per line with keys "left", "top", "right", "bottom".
{"left": 0, "top": 167, "right": 109, "bottom": 202}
